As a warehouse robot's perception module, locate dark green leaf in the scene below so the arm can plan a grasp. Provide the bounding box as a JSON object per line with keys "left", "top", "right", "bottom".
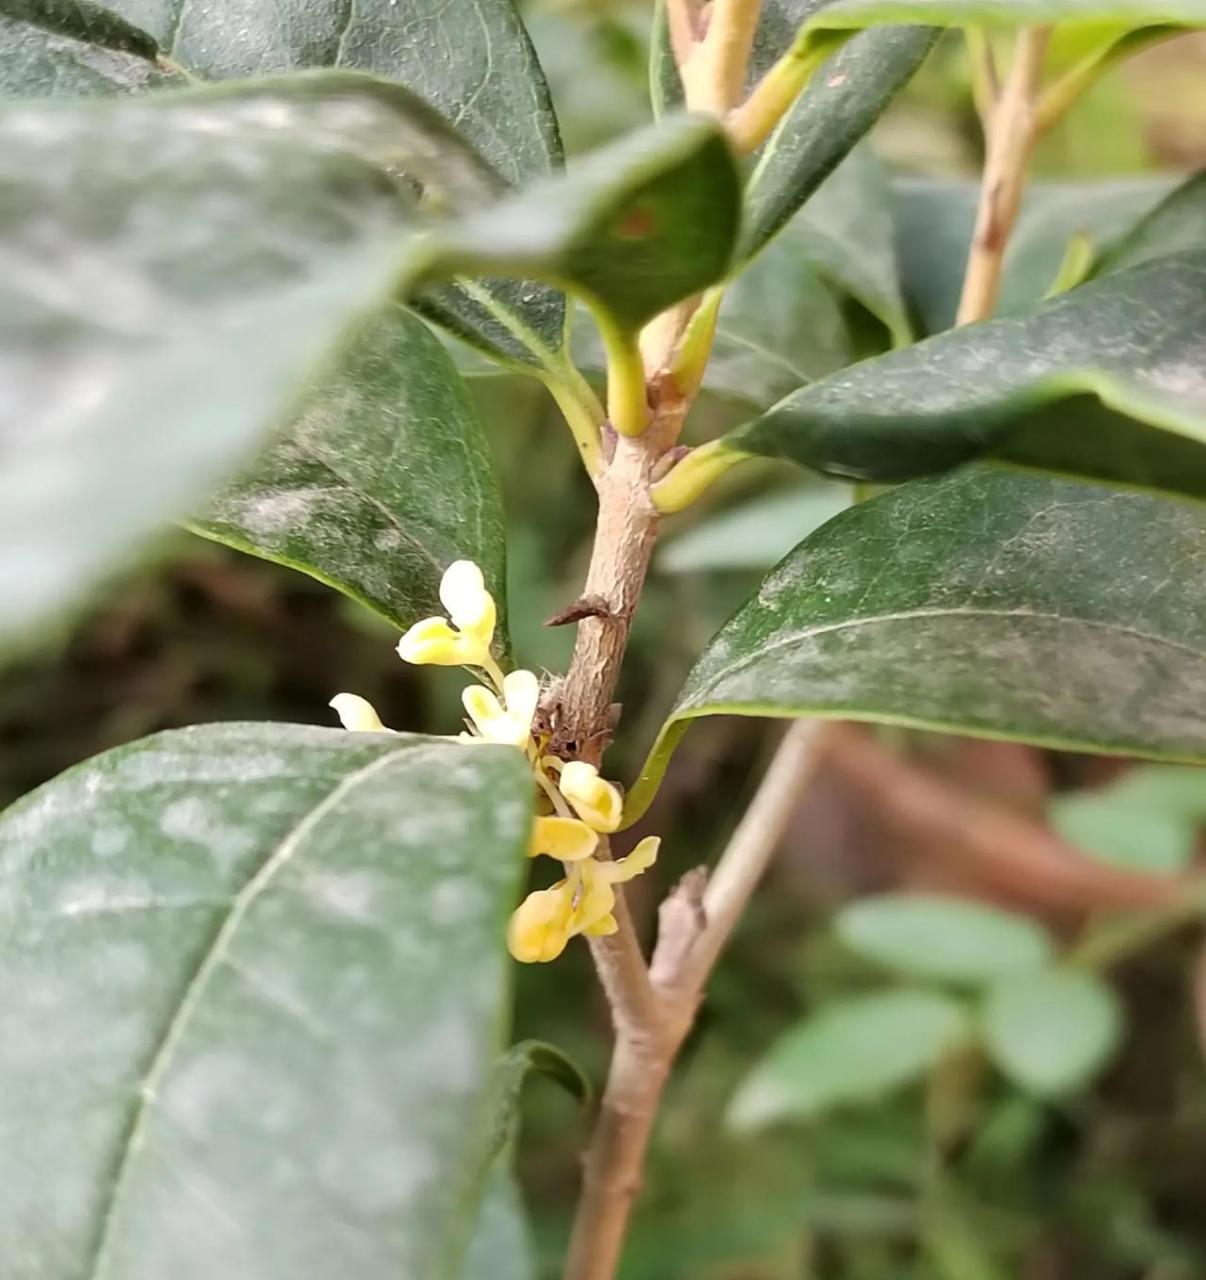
{"left": 433, "top": 114, "right": 741, "bottom": 334}
{"left": 893, "top": 175, "right": 1175, "bottom": 335}
{"left": 193, "top": 305, "right": 507, "bottom": 635}
{"left": 727, "top": 252, "right": 1206, "bottom": 502}
{"left": 485, "top": 1040, "right": 591, "bottom": 1161}
{"left": 0, "top": 8, "right": 179, "bottom": 96}
{"left": 105, "top": 0, "right": 567, "bottom": 367}
{"left": 0, "top": 0, "right": 158, "bottom": 56}
{"left": 982, "top": 970, "right": 1123, "bottom": 1096}
{"left": 729, "top": 990, "right": 971, "bottom": 1129}
{"left": 836, "top": 894, "right": 1054, "bottom": 985}
{"left": 1094, "top": 169, "right": 1206, "bottom": 277}
{"left": 740, "top": 17, "right": 934, "bottom": 260}
{"left": 0, "top": 723, "right": 533, "bottom": 1277}
{"left": 652, "top": 0, "right": 932, "bottom": 264}
{"left": 0, "top": 74, "right": 497, "bottom": 650}
{"left": 632, "top": 469, "right": 1206, "bottom": 820}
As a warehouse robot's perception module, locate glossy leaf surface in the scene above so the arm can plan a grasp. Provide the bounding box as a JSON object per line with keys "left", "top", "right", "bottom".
{"left": 633, "top": 468, "right": 1206, "bottom": 819}
{"left": 0, "top": 723, "right": 533, "bottom": 1277}
{"left": 729, "top": 252, "right": 1206, "bottom": 500}
{"left": 194, "top": 305, "right": 508, "bottom": 633}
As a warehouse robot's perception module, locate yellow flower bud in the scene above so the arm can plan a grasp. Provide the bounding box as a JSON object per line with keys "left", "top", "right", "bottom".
{"left": 396, "top": 561, "right": 500, "bottom": 673}
{"left": 558, "top": 761, "right": 623, "bottom": 833}
{"left": 463, "top": 669, "right": 540, "bottom": 749}
{"left": 396, "top": 616, "right": 486, "bottom": 668}
{"left": 507, "top": 884, "right": 573, "bottom": 963}
{"left": 529, "top": 816, "right": 598, "bottom": 862}
{"left": 329, "top": 693, "right": 392, "bottom": 733}
{"left": 439, "top": 560, "right": 496, "bottom": 647}
{"left": 566, "top": 859, "right": 617, "bottom": 935}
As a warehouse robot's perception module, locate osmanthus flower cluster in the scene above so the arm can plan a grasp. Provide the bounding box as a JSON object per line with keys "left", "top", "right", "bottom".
{"left": 329, "top": 560, "right": 659, "bottom": 963}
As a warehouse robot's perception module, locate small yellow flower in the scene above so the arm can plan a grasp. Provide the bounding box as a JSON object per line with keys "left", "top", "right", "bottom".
{"left": 329, "top": 693, "right": 392, "bottom": 733}
{"left": 507, "top": 836, "right": 660, "bottom": 963}
{"left": 558, "top": 760, "right": 623, "bottom": 833}
{"left": 463, "top": 669, "right": 540, "bottom": 749}
{"left": 507, "top": 885, "right": 574, "bottom": 963}
{"left": 529, "top": 815, "right": 598, "bottom": 862}
{"left": 396, "top": 560, "right": 499, "bottom": 673}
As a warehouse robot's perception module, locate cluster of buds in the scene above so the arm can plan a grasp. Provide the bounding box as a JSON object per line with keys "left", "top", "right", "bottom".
{"left": 330, "top": 561, "right": 658, "bottom": 963}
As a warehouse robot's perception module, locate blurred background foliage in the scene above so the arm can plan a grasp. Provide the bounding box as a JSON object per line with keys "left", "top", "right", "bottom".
{"left": 7, "top": 7, "right": 1206, "bottom": 1277}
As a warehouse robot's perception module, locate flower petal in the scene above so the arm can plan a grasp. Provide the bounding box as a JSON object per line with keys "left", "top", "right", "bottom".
{"left": 566, "top": 860, "right": 616, "bottom": 936}
{"left": 606, "top": 835, "right": 660, "bottom": 883}
{"left": 439, "top": 560, "right": 496, "bottom": 642}
{"left": 507, "top": 884, "right": 573, "bottom": 963}
{"left": 529, "top": 816, "right": 599, "bottom": 862}
{"left": 397, "top": 617, "right": 486, "bottom": 668}
{"left": 329, "top": 693, "right": 391, "bottom": 733}
{"left": 559, "top": 760, "right": 623, "bottom": 833}
{"left": 502, "top": 669, "right": 540, "bottom": 729}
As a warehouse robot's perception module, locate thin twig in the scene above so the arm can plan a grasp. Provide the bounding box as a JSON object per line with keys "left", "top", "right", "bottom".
{"left": 680, "top": 0, "right": 764, "bottom": 114}
{"left": 956, "top": 25, "right": 1052, "bottom": 326}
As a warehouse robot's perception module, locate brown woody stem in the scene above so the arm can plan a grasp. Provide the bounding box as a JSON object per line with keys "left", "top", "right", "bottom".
{"left": 956, "top": 26, "right": 1051, "bottom": 326}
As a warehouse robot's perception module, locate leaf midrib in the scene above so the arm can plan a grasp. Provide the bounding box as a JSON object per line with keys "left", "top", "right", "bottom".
{"left": 85, "top": 742, "right": 428, "bottom": 1278}
{"left": 682, "top": 604, "right": 1206, "bottom": 705}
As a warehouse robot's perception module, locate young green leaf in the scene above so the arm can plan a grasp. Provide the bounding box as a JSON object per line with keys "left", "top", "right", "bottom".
{"left": 192, "top": 305, "right": 508, "bottom": 635}
{"left": 729, "top": 990, "right": 971, "bottom": 1130}
{"left": 982, "top": 970, "right": 1124, "bottom": 1096}
{"left": 725, "top": 251, "right": 1206, "bottom": 502}
{"left": 629, "top": 469, "right": 1206, "bottom": 821}
{"left": 0, "top": 723, "right": 533, "bottom": 1277}
{"left": 836, "top": 894, "right": 1054, "bottom": 986}
{"left": 893, "top": 175, "right": 1176, "bottom": 335}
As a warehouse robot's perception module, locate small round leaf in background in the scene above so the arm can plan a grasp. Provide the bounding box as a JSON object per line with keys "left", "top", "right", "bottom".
{"left": 728, "top": 989, "right": 971, "bottom": 1131}
{"left": 983, "top": 969, "right": 1124, "bottom": 1098}
{"left": 835, "top": 893, "right": 1054, "bottom": 986}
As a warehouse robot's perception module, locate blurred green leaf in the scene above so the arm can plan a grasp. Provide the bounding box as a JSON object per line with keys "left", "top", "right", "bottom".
{"left": 630, "top": 469, "right": 1206, "bottom": 822}
{"left": 727, "top": 252, "right": 1206, "bottom": 502}
{"left": 658, "top": 486, "right": 851, "bottom": 574}
{"left": 729, "top": 990, "right": 971, "bottom": 1130}
{"left": 100, "top": 0, "right": 567, "bottom": 367}
{"left": 836, "top": 894, "right": 1054, "bottom": 986}
{"left": 0, "top": 723, "right": 533, "bottom": 1276}
{"left": 893, "top": 175, "right": 1175, "bottom": 335}
{"left": 0, "top": 74, "right": 495, "bottom": 652}
{"left": 463, "top": 1168, "right": 535, "bottom": 1280}
{"left": 1094, "top": 170, "right": 1206, "bottom": 277}
{"left": 1050, "top": 764, "right": 1206, "bottom": 873}
{"left": 983, "top": 970, "right": 1123, "bottom": 1096}
{"left": 193, "top": 306, "right": 508, "bottom": 637}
